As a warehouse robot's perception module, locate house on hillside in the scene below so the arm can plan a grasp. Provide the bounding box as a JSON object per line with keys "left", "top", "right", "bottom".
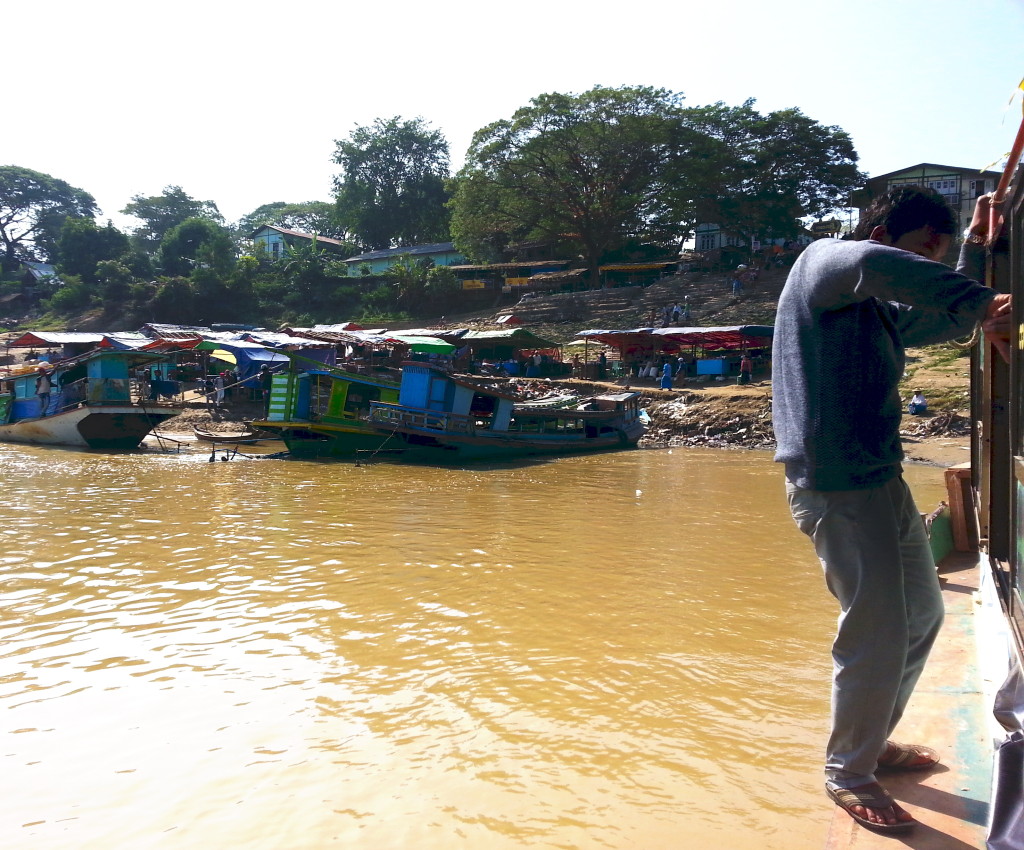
{"left": 21, "top": 261, "right": 60, "bottom": 286}
{"left": 854, "top": 162, "right": 1002, "bottom": 234}
{"left": 343, "top": 242, "right": 465, "bottom": 276}
{"left": 250, "top": 225, "right": 350, "bottom": 261}
{"left": 692, "top": 224, "right": 810, "bottom": 269}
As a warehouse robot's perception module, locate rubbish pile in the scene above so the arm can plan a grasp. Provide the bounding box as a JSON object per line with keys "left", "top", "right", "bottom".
{"left": 640, "top": 393, "right": 775, "bottom": 450}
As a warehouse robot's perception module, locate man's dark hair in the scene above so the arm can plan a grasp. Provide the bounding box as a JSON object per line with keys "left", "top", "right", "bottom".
{"left": 852, "top": 185, "right": 958, "bottom": 242}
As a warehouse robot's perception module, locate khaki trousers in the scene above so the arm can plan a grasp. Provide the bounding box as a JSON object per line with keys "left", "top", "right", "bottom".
{"left": 786, "top": 476, "right": 944, "bottom": 787}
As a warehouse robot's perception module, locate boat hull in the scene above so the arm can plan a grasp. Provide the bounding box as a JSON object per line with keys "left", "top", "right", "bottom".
{"left": 193, "top": 428, "right": 262, "bottom": 444}
{"left": 367, "top": 423, "right": 644, "bottom": 462}
{"left": 253, "top": 421, "right": 393, "bottom": 459}
{"left": 0, "top": 405, "right": 183, "bottom": 450}
{"left": 255, "top": 418, "right": 642, "bottom": 462}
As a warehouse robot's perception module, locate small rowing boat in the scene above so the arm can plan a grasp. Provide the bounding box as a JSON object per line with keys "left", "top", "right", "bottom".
{"left": 193, "top": 426, "right": 261, "bottom": 444}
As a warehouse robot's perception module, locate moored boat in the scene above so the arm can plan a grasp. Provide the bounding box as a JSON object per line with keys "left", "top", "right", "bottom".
{"left": 0, "top": 349, "right": 184, "bottom": 450}
{"left": 250, "top": 361, "right": 401, "bottom": 458}
{"left": 192, "top": 426, "right": 262, "bottom": 444}
{"left": 364, "top": 363, "right": 644, "bottom": 461}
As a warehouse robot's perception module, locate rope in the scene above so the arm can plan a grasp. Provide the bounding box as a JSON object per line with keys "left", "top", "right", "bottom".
{"left": 356, "top": 425, "right": 403, "bottom": 465}
{"left": 949, "top": 328, "right": 981, "bottom": 350}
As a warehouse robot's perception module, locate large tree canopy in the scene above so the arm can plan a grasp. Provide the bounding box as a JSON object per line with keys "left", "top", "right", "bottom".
{"left": 450, "top": 87, "right": 864, "bottom": 276}
{"left": 332, "top": 116, "right": 451, "bottom": 250}
{"left": 159, "top": 217, "right": 235, "bottom": 277}
{"left": 0, "top": 166, "right": 98, "bottom": 271}
{"left": 449, "top": 86, "right": 690, "bottom": 281}
{"left": 677, "top": 99, "right": 864, "bottom": 241}
{"left": 122, "top": 185, "right": 223, "bottom": 253}
{"left": 56, "top": 217, "right": 131, "bottom": 283}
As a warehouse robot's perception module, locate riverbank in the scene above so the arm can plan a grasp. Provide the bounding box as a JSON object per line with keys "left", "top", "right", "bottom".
{"left": 156, "top": 373, "right": 972, "bottom": 468}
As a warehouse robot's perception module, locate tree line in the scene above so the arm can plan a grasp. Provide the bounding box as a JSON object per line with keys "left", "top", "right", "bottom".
{"left": 0, "top": 85, "right": 863, "bottom": 328}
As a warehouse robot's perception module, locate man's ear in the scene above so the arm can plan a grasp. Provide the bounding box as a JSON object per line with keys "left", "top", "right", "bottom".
{"left": 869, "top": 225, "right": 889, "bottom": 243}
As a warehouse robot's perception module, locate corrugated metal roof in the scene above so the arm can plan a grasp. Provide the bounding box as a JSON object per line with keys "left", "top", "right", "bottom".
{"left": 251, "top": 225, "right": 348, "bottom": 247}
{"left": 599, "top": 262, "right": 675, "bottom": 271}
{"left": 448, "top": 261, "right": 569, "bottom": 271}
{"left": 345, "top": 242, "right": 459, "bottom": 263}
{"left": 242, "top": 332, "right": 331, "bottom": 348}
{"left": 460, "top": 329, "right": 559, "bottom": 348}
{"left": 8, "top": 331, "right": 106, "bottom": 346}
{"left": 577, "top": 326, "right": 773, "bottom": 351}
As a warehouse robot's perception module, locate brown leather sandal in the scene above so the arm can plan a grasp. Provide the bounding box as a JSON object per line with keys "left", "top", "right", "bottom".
{"left": 825, "top": 780, "right": 917, "bottom": 832}
{"left": 877, "top": 740, "right": 940, "bottom": 771}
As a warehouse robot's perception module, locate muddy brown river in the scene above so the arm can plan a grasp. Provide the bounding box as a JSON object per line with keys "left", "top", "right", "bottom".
{"left": 0, "top": 443, "right": 947, "bottom": 849}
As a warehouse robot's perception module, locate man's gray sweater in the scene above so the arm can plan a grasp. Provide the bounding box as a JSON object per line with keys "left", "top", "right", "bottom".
{"left": 772, "top": 239, "right": 994, "bottom": 491}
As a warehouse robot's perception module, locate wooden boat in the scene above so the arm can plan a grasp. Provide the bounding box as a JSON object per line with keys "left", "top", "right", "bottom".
{"left": 362, "top": 363, "right": 645, "bottom": 461}
{"left": 193, "top": 426, "right": 261, "bottom": 444}
{"left": 249, "top": 362, "right": 401, "bottom": 459}
{"left": 0, "top": 350, "right": 184, "bottom": 450}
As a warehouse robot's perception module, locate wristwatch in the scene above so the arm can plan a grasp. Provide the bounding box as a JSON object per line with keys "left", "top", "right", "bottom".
{"left": 963, "top": 228, "right": 985, "bottom": 245}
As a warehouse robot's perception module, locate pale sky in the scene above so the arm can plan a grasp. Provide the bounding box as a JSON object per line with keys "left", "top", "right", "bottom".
{"left": 6, "top": 0, "right": 1023, "bottom": 234}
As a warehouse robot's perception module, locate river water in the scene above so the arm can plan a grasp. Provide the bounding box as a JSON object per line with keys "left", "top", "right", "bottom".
{"left": 0, "top": 443, "right": 947, "bottom": 850}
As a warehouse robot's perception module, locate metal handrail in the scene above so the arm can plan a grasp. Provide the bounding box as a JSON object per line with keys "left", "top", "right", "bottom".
{"left": 369, "top": 402, "right": 477, "bottom": 434}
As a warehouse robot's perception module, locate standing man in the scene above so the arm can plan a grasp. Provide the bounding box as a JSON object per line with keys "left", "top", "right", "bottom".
{"left": 35, "top": 366, "right": 52, "bottom": 417}
{"left": 731, "top": 264, "right": 747, "bottom": 296}
{"left": 739, "top": 353, "right": 752, "bottom": 385}
{"left": 772, "top": 186, "right": 1012, "bottom": 832}
{"left": 259, "top": 364, "right": 273, "bottom": 417}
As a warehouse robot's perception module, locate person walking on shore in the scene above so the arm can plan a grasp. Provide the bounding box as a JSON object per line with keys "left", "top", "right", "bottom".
{"left": 772, "top": 186, "right": 1012, "bottom": 833}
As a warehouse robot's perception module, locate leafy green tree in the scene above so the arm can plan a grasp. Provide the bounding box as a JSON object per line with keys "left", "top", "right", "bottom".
{"left": 45, "top": 273, "right": 95, "bottom": 313}
{"left": 450, "top": 88, "right": 864, "bottom": 279}
{"left": 95, "top": 259, "right": 133, "bottom": 305}
{"left": 151, "top": 277, "right": 196, "bottom": 323}
{"left": 275, "top": 238, "right": 354, "bottom": 316}
{"left": 122, "top": 186, "right": 223, "bottom": 253}
{"left": 380, "top": 256, "right": 459, "bottom": 314}
{"left": 159, "top": 217, "right": 235, "bottom": 276}
{"left": 677, "top": 100, "right": 864, "bottom": 243}
{"left": 332, "top": 116, "right": 452, "bottom": 249}
{"left": 449, "top": 86, "right": 688, "bottom": 284}
{"left": 0, "top": 166, "right": 98, "bottom": 271}
{"left": 424, "top": 265, "right": 460, "bottom": 311}
{"left": 56, "top": 217, "right": 131, "bottom": 282}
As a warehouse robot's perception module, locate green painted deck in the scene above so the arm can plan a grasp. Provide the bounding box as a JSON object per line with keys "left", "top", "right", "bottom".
{"left": 823, "top": 551, "right": 993, "bottom": 849}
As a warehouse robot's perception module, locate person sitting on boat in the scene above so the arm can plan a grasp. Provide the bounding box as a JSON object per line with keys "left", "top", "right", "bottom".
{"left": 35, "top": 366, "right": 52, "bottom": 417}
{"left": 907, "top": 390, "right": 928, "bottom": 416}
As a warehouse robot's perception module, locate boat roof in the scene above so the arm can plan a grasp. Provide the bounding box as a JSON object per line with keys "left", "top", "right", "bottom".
{"left": 459, "top": 328, "right": 559, "bottom": 348}
{"left": 577, "top": 326, "right": 773, "bottom": 351}
{"left": 8, "top": 331, "right": 108, "bottom": 346}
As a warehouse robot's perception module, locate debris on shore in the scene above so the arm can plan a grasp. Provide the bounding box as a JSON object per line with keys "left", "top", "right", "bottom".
{"left": 639, "top": 391, "right": 774, "bottom": 450}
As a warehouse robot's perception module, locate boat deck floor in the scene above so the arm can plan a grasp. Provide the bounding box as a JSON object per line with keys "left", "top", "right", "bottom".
{"left": 823, "top": 550, "right": 993, "bottom": 849}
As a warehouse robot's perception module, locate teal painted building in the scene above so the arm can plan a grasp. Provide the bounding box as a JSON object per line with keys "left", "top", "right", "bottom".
{"left": 250, "top": 225, "right": 349, "bottom": 261}
{"left": 344, "top": 242, "right": 465, "bottom": 276}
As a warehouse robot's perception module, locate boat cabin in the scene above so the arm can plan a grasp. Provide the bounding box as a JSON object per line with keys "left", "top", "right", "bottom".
{"left": 0, "top": 350, "right": 140, "bottom": 420}
{"left": 397, "top": 363, "right": 515, "bottom": 430}
{"left": 267, "top": 368, "right": 398, "bottom": 423}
